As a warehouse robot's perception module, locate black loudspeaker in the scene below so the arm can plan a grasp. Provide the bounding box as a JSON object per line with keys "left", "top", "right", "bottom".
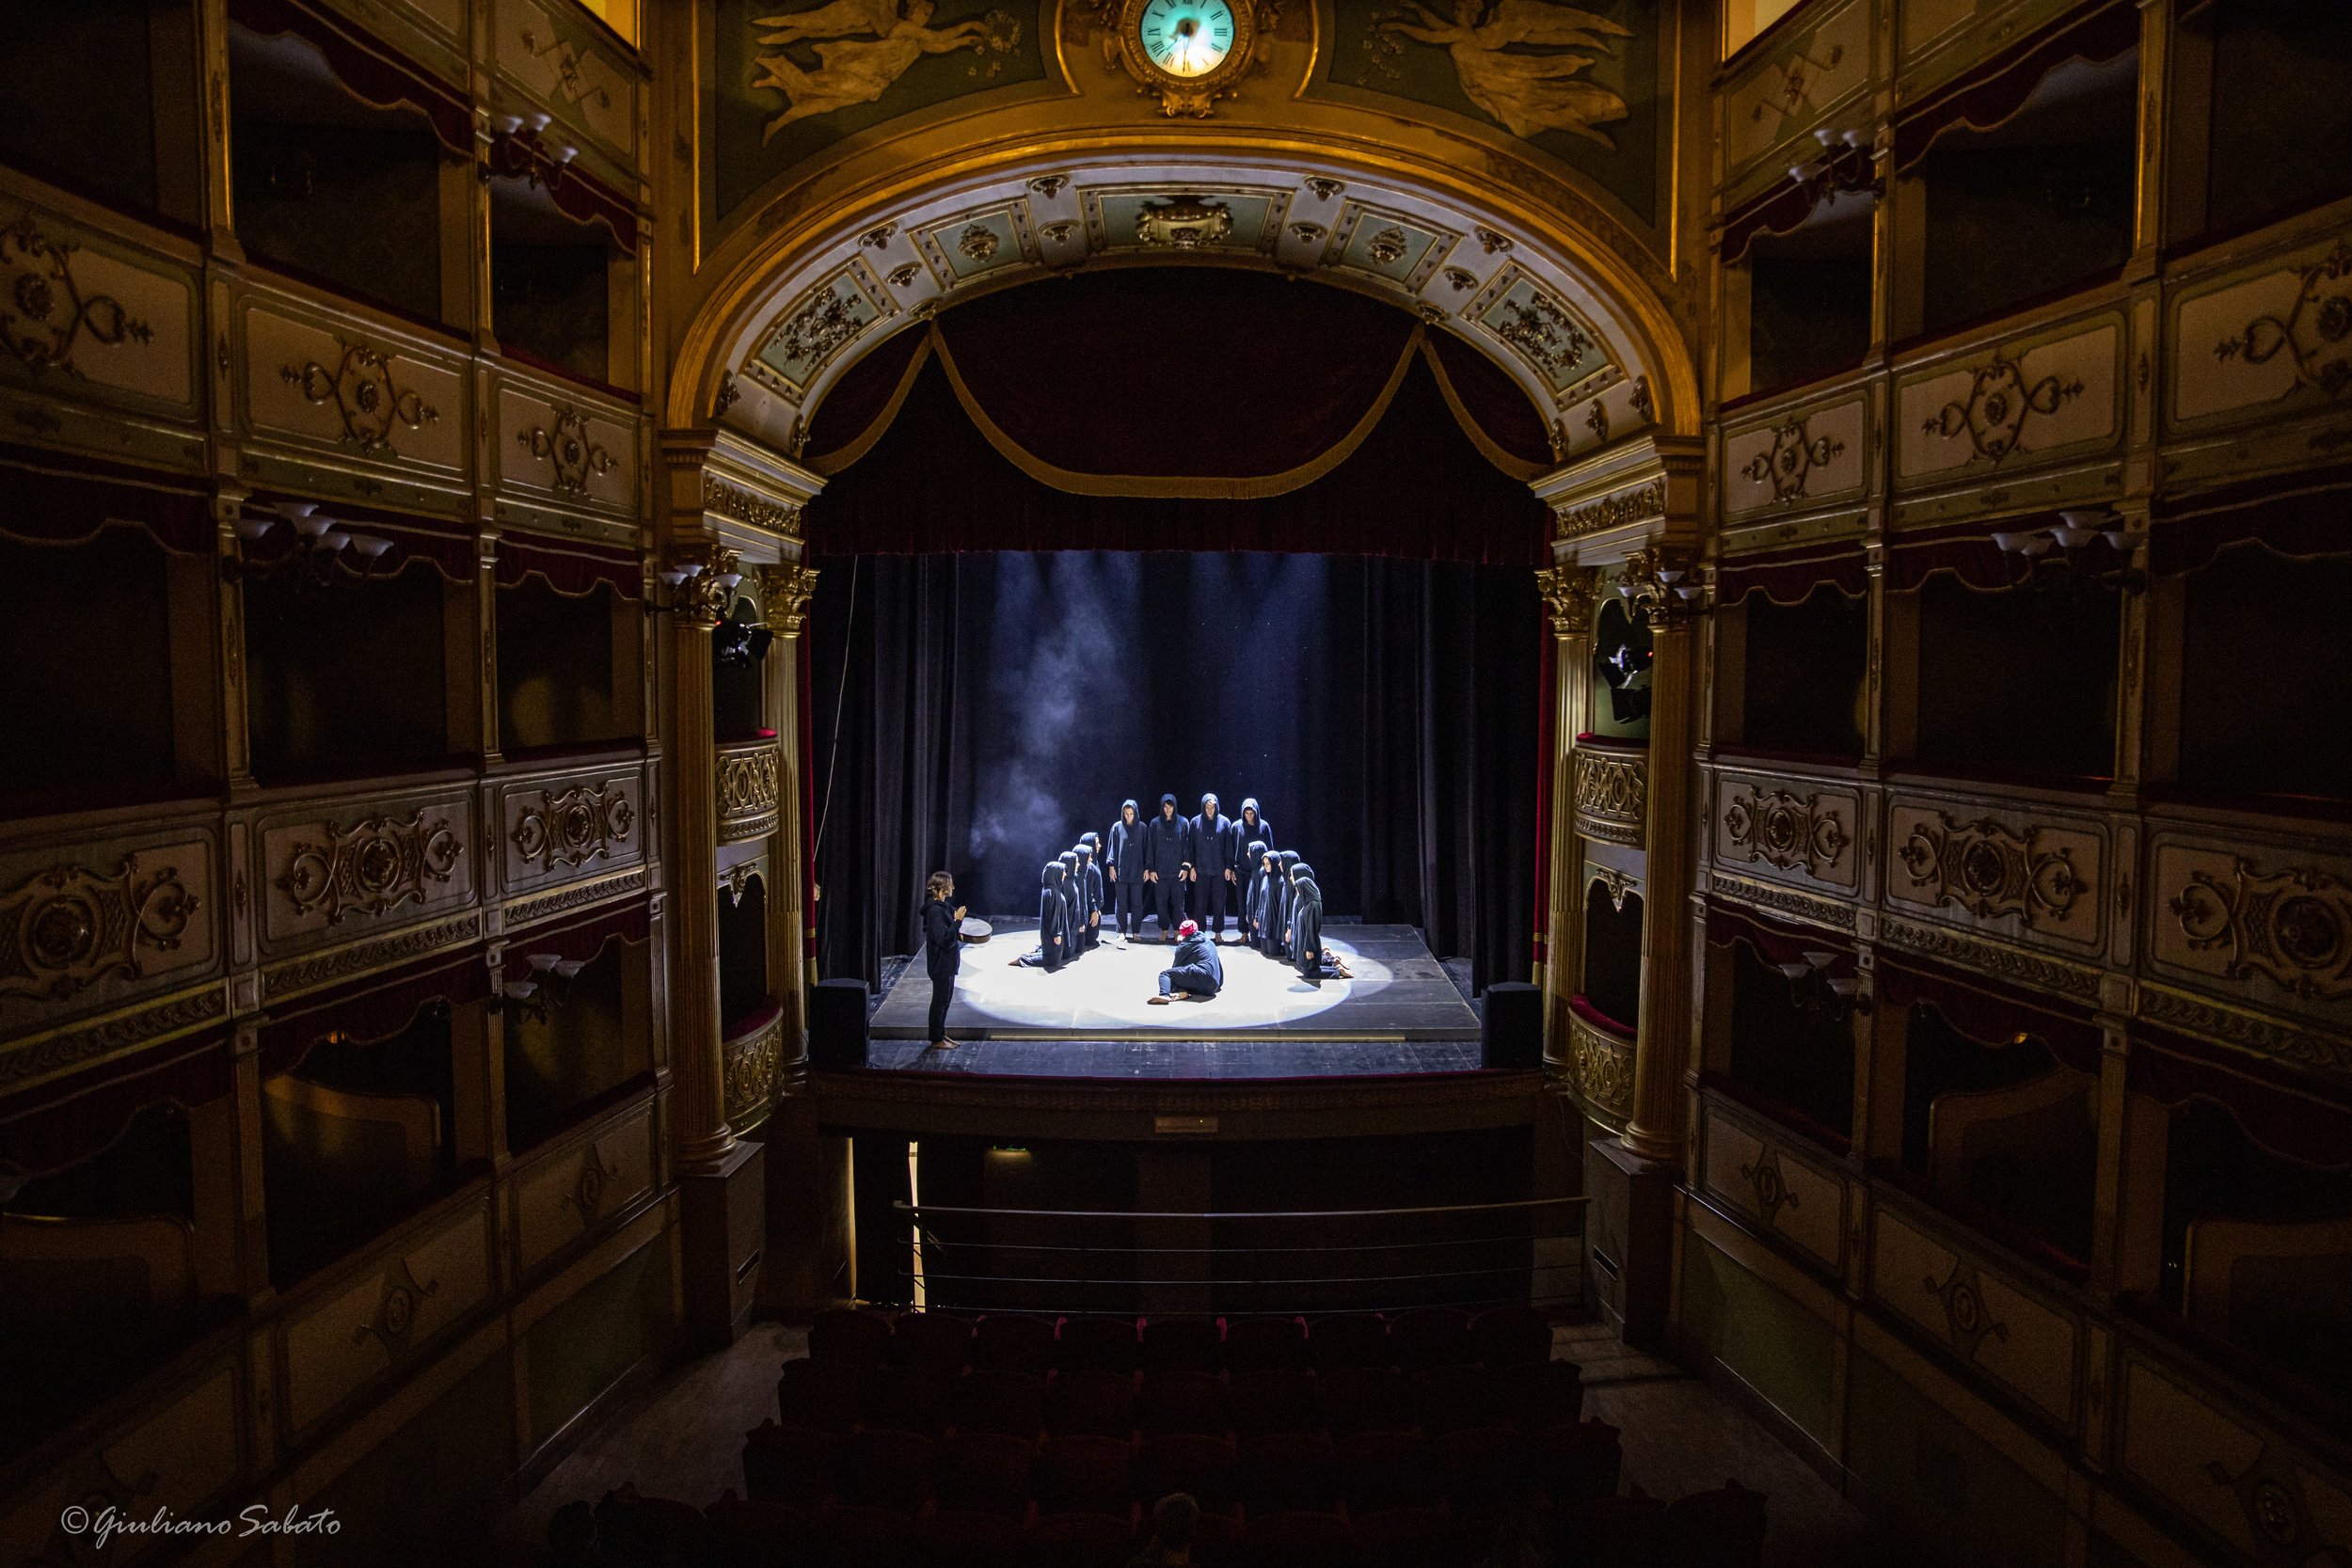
{"left": 1481, "top": 982, "right": 1542, "bottom": 1069}
{"left": 809, "top": 979, "right": 871, "bottom": 1069}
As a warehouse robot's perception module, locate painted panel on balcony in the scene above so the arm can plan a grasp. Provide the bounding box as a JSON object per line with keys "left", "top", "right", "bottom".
{"left": 1722, "top": 394, "right": 1868, "bottom": 518}
{"left": 241, "top": 295, "right": 469, "bottom": 479}
{"left": 2118, "top": 1354, "right": 2352, "bottom": 1566}
{"left": 1870, "top": 1204, "right": 2077, "bottom": 1426}
{"left": 495, "top": 0, "right": 641, "bottom": 167}
{"left": 2170, "top": 230, "right": 2352, "bottom": 429}
{"left": 0, "top": 1361, "right": 242, "bottom": 1563}
{"left": 0, "top": 826, "right": 221, "bottom": 1056}
{"left": 1884, "top": 795, "right": 2106, "bottom": 956}
{"left": 1722, "top": 0, "right": 1870, "bottom": 196}
{"left": 256, "top": 788, "right": 478, "bottom": 957}
{"left": 514, "top": 1096, "right": 657, "bottom": 1276}
{"left": 281, "top": 1197, "right": 493, "bottom": 1437}
{"left": 495, "top": 763, "right": 645, "bottom": 907}
{"left": 2146, "top": 832, "right": 2352, "bottom": 1033}
{"left": 1702, "top": 1104, "right": 1845, "bottom": 1271}
{"left": 0, "top": 203, "right": 196, "bottom": 411}
{"left": 495, "top": 377, "right": 640, "bottom": 515}
{"left": 1897, "top": 317, "right": 2122, "bottom": 485}
{"left": 1713, "top": 772, "right": 1862, "bottom": 893}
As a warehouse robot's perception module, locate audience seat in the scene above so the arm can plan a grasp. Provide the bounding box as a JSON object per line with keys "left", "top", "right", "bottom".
{"left": 1245, "top": 1509, "right": 1356, "bottom": 1568}
{"left": 1470, "top": 1306, "right": 1554, "bottom": 1369}
{"left": 1057, "top": 1316, "right": 1143, "bottom": 1373}
{"left": 1436, "top": 1425, "right": 1536, "bottom": 1512}
{"left": 1411, "top": 1363, "right": 1499, "bottom": 1437}
{"left": 1319, "top": 1366, "right": 1410, "bottom": 1435}
{"left": 1034, "top": 1434, "right": 1134, "bottom": 1517}
{"left": 1352, "top": 1506, "right": 1456, "bottom": 1568}
{"left": 1229, "top": 1368, "right": 1320, "bottom": 1437}
{"left": 1142, "top": 1314, "right": 1225, "bottom": 1373}
{"left": 1553, "top": 1490, "right": 1666, "bottom": 1568}
{"left": 1223, "top": 1314, "right": 1308, "bottom": 1372}
{"left": 743, "top": 1420, "right": 834, "bottom": 1508}
{"left": 1136, "top": 1369, "right": 1229, "bottom": 1436}
{"left": 837, "top": 1429, "right": 938, "bottom": 1515}
{"left": 1134, "top": 1433, "right": 1240, "bottom": 1518}
{"left": 1533, "top": 1419, "right": 1623, "bottom": 1505}
{"left": 703, "top": 1494, "right": 807, "bottom": 1568}
{"left": 939, "top": 1431, "right": 1035, "bottom": 1518}
{"left": 1306, "top": 1312, "right": 1391, "bottom": 1371}
{"left": 1655, "top": 1479, "right": 1769, "bottom": 1567}
{"left": 914, "top": 1509, "right": 1021, "bottom": 1568}
{"left": 1336, "top": 1429, "right": 1440, "bottom": 1513}
{"left": 861, "top": 1364, "right": 954, "bottom": 1437}
{"left": 1044, "top": 1368, "right": 1136, "bottom": 1438}
{"left": 890, "top": 1311, "right": 977, "bottom": 1372}
{"left": 1019, "top": 1512, "right": 1136, "bottom": 1568}
{"left": 975, "top": 1313, "right": 1059, "bottom": 1372}
{"left": 955, "top": 1369, "right": 1047, "bottom": 1439}
{"left": 1498, "top": 1357, "right": 1585, "bottom": 1431}
{"left": 809, "top": 1308, "right": 893, "bottom": 1370}
{"left": 806, "top": 1503, "right": 913, "bottom": 1568}
{"left": 777, "top": 1356, "right": 866, "bottom": 1434}
{"left": 1238, "top": 1433, "right": 1339, "bottom": 1516}
{"left": 1388, "top": 1306, "right": 1472, "bottom": 1370}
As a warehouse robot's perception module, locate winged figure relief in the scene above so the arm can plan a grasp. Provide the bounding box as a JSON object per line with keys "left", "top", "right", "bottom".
{"left": 1375, "top": 0, "right": 1633, "bottom": 147}
{"left": 752, "top": 0, "right": 991, "bottom": 136}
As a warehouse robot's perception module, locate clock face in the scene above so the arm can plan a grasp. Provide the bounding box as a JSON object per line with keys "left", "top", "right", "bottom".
{"left": 1137, "top": 0, "right": 1237, "bottom": 79}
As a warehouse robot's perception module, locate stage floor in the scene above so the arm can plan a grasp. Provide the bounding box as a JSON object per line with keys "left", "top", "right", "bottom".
{"left": 868, "top": 924, "right": 1482, "bottom": 1042}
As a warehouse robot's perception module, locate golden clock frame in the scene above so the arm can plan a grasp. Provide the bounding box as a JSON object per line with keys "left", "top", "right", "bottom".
{"left": 1114, "top": 0, "right": 1265, "bottom": 118}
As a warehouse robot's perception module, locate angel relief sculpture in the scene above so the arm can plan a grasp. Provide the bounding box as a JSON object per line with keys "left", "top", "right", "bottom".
{"left": 1373, "top": 0, "right": 1632, "bottom": 147}
{"left": 752, "top": 0, "right": 1018, "bottom": 137}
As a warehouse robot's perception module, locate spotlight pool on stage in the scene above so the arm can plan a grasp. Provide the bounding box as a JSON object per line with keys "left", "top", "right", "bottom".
{"left": 867, "top": 923, "right": 1482, "bottom": 1041}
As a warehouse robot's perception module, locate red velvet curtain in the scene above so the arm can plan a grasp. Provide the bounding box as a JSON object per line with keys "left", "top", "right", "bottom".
{"left": 1716, "top": 539, "right": 1871, "bottom": 606}
{"left": 496, "top": 533, "right": 644, "bottom": 598}
{"left": 2150, "top": 462, "right": 2352, "bottom": 577}
{"left": 0, "top": 1030, "right": 233, "bottom": 1178}
{"left": 1892, "top": 0, "right": 2140, "bottom": 172}
{"left": 229, "top": 0, "right": 474, "bottom": 153}
{"left": 1879, "top": 953, "right": 2103, "bottom": 1073}
{"left": 0, "top": 446, "right": 213, "bottom": 556}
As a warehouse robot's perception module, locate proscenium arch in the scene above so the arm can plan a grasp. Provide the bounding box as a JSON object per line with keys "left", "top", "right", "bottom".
{"left": 665, "top": 136, "right": 1702, "bottom": 475}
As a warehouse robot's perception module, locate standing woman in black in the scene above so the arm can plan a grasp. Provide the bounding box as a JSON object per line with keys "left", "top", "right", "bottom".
{"left": 919, "top": 871, "right": 965, "bottom": 1050}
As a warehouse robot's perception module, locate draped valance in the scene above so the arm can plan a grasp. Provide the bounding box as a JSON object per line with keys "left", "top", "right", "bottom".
{"left": 229, "top": 0, "right": 474, "bottom": 154}
{"left": 1892, "top": 0, "right": 2140, "bottom": 173}
{"left": 259, "top": 946, "right": 488, "bottom": 1079}
{"left": 496, "top": 531, "right": 645, "bottom": 598}
{"left": 1880, "top": 950, "right": 2104, "bottom": 1074}
{"left": 2149, "top": 463, "right": 2352, "bottom": 578}
{"left": 1706, "top": 898, "right": 1857, "bottom": 973}
{"left": 0, "top": 447, "right": 213, "bottom": 556}
{"left": 1716, "top": 539, "right": 1871, "bottom": 607}
{"left": 2127, "top": 1023, "right": 2352, "bottom": 1170}
{"left": 0, "top": 1029, "right": 232, "bottom": 1179}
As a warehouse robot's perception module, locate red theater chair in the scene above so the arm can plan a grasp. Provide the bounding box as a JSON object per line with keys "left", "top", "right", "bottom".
{"left": 914, "top": 1509, "right": 1022, "bottom": 1568}
{"left": 1336, "top": 1429, "right": 1440, "bottom": 1514}
{"left": 1306, "top": 1312, "right": 1391, "bottom": 1371}
{"left": 1237, "top": 1433, "right": 1339, "bottom": 1516}
{"left": 861, "top": 1364, "right": 955, "bottom": 1437}
{"left": 1136, "top": 1369, "right": 1229, "bottom": 1436}
{"left": 806, "top": 1503, "right": 913, "bottom": 1568}
{"left": 1319, "top": 1366, "right": 1411, "bottom": 1435}
{"left": 810, "top": 1308, "right": 893, "bottom": 1369}
{"left": 1244, "top": 1510, "right": 1357, "bottom": 1568}
{"left": 939, "top": 1431, "right": 1036, "bottom": 1519}
{"left": 1554, "top": 1490, "right": 1667, "bottom": 1568}
{"left": 703, "top": 1494, "right": 808, "bottom": 1568}
{"left": 1019, "top": 1512, "right": 1136, "bottom": 1568}
{"left": 1134, "top": 1433, "right": 1240, "bottom": 1519}
{"left": 1533, "top": 1418, "right": 1623, "bottom": 1506}
{"left": 594, "top": 1487, "right": 707, "bottom": 1565}
{"left": 1229, "top": 1368, "right": 1320, "bottom": 1438}
{"left": 1470, "top": 1306, "right": 1555, "bottom": 1369}
{"left": 890, "top": 1310, "right": 977, "bottom": 1371}
{"left": 1057, "top": 1315, "right": 1142, "bottom": 1374}
{"left": 976, "top": 1312, "right": 1059, "bottom": 1372}
{"left": 1035, "top": 1433, "right": 1135, "bottom": 1518}
{"left": 954, "top": 1369, "right": 1048, "bottom": 1440}
{"left": 777, "top": 1356, "right": 866, "bottom": 1433}
{"left": 1222, "top": 1314, "right": 1308, "bottom": 1372}
{"left": 1352, "top": 1506, "right": 1457, "bottom": 1568}
{"left": 1386, "top": 1306, "right": 1472, "bottom": 1371}
{"left": 1191, "top": 1511, "right": 1248, "bottom": 1567}
{"left": 1498, "top": 1357, "right": 1585, "bottom": 1431}
{"left": 1655, "top": 1480, "right": 1769, "bottom": 1567}
{"left": 1044, "top": 1367, "right": 1136, "bottom": 1438}
{"left": 1410, "top": 1363, "right": 1500, "bottom": 1437}
{"left": 1436, "top": 1426, "right": 1537, "bottom": 1513}
{"left": 836, "top": 1429, "right": 939, "bottom": 1515}
{"left": 1142, "top": 1314, "right": 1225, "bottom": 1373}
{"left": 743, "top": 1419, "right": 835, "bottom": 1508}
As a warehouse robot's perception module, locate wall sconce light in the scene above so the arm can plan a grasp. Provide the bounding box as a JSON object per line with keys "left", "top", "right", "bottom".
{"left": 492, "top": 951, "right": 589, "bottom": 1021}
{"left": 223, "top": 501, "right": 398, "bottom": 588}
{"left": 1991, "top": 509, "right": 2143, "bottom": 594}
{"left": 1774, "top": 948, "right": 1869, "bottom": 1021}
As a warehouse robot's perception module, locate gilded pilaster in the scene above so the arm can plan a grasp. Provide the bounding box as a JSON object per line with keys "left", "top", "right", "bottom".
{"left": 758, "top": 561, "right": 818, "bottom": 1083}
{"left": 669, "top": 546, "right": 739, "bottom": 1173}
{"left": 1620, "top": 550, "right": 1701, "bottom": 1166}
{"left": 1535, "top": 566, "right": 1597, "bottom": 1061}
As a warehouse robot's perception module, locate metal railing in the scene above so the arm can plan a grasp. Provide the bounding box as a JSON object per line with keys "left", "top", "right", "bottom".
{"left": 889, "top": 1196, "right": 1587, "bottom": 1318}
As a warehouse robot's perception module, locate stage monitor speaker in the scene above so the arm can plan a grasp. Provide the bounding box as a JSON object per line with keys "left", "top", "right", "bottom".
{"left": 1481, "top": 982, "right": 1542, "bottom": 1070}
{"left": 810, "top": 979, "right": 870, "bottom": 1069}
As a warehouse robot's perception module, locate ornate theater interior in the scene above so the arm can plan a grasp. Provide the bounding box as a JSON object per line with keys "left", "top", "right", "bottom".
{"left": 2, "top": 0, "right": 2350, "bottom": 1563}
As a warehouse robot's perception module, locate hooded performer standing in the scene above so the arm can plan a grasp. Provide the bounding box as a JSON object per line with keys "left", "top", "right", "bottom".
{"left": 1273, "top": 850, "right": 1303, "bottom": 958}
{"left": 1189, "top": 793, "right": 1243, "bottom": 938}
{"left": 1140, "top": 793, "right": 1192, "bottom": 942}
{"left": 1241, "top": 840, "right": 1269, "bottom": 952}
{"left": 1014, "top": 862, "right": 1072, "bottom": 972}
{"left": 1148, "top": 919, "right": 1225, "bottom": 1004}
{"left": 1073, "top": 838, "right": 1104, "bottom": 951}
{"left": 1236, "top": 798, "right": 1273, "bottom": 858}
{"left": 1106, "top": 800, "right": 1143, "bottom": 936}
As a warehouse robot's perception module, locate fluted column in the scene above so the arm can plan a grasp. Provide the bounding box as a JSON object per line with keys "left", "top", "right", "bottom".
{"left": 670, "top": 546, "right": 739, "bottom": 1173}
{"left": 1621, "top": 549, "right": 1701, "bottom": 1165}
{"left": 1534, "top": 566, "right": 1597, "bottom": 1064}
{"left": 759, "top": 560, "right": 818, "bottom": 1073}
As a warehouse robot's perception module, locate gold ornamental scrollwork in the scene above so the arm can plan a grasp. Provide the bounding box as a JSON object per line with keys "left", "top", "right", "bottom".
{"left": 716, "top": 742, "right": 782, "bottom": 845}
{"left": 702, "top": 475, "right": 803, "bottom": 538}
{"left": 1534, "top": 565, "right": 1596, "bottom": 637}
{"left": 2170, "top": 858, "right": 2352, "bottom": 1000}
{"left": 1921, "top": 347, "right": 2082, "bottom": 464}
{"left": 723, "top": 1010, "right": 785, "bottom": 1129}
{"left": 1724, "top": 787, "right": 1845, "bottom": 878}
{"left": 1567, "top": 1010, "right": 1633, "bottom": 1123}
{"left": 276, "top": 811, "right": 462, "bottom": 927}
{"left": 0, "top": 855, "right": 200, "bottom": 1001}
{"left": 510, "top": 784, "right": 634, "bottom": 873}
{"left": 1898, "top": 813, "right": 2084, "bottom": 927}
{"left": 1740, "top": 416, "right": 1845, "bottom": 505}
{"left": 0, "top": 214, "right": 153, "bottom": 375}
{"left": 351, "top": 1256, "right": 439, "bottom": 1358}
{"left": 2214, "top": 236, "right": 2352, "bottom": 403}
{"left": 757, "top": 561, "right": 820, "bottom": 638}
{"left": 516, "top": 405, "right": 616, "bottom": 496}
{"left": 281, "top": 337, "right": 439, "bottom": 456}
{"left": 1572, "top": 750, "right": 1646, "bottom": 847}
{"left": 1135, "top": 196, "right": 1234, "bottom": 249}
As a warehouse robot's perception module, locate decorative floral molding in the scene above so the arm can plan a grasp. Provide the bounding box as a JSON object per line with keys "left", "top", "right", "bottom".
{"left": 716, "top": 743, "right": 781, "bottom": 844}
{"left": 1898, "top": 813, "right": 2086, "bottom": 927}
{"left": 510, "top": 784, "right": 633, "bottom": 874}
{"left": 276, "top": 812, "right": 461, "bottom": 927}
{"left": 757, "top": 562, "right": 820, "bottom": 637}
{"left": 1878, "top": 916, "right": 2103, "bottom": 1000}
{"left": 1923, "top": 1259, "right": 2010, "bottom": 1360}
{"left": 1740, "top": 415, "right": 1845, "bottom": 504}
{"left": 1568, "top": 1010, "right": 1632, "bottom": 1120}
{"left": 2170, "top": 858, "right": 2352, "bottom": 1000}
{"left": 1921, "top": 348, "right": 2082, "bottom": 463}
{"left": 702, "top": 475, "right": 802, "bottom": 536}
{"left": 261, "top": 912, "right": 482, "bottom": 1000}
{"left": 516, "top": 405, "right": 616, "bottom": 495}
{"left": 1723, "top": 787, "right": 1846, "bottom": 877}
{"left": 1573, "top": 751, "right": 1646, "bottom": 847}
{"left": 2214, "top": 236, "right": 2352, "bottom": 403}
{"left": 281, "top": 338, "right": 438, "bottom": 456}
{"left": 0, "top": 855, "right": 200, "bottom": 1001}
{"left": 0, "top": 987, "right": 224, "bottom": 1092}
{"left": 0, "top": 214, "right": 151, "bottom": 375}
{"left": 1534, "top": 564, "right": 1596, "bottom": 636}
{"left": 723, "top": 1010, "right": 784, "bottom": 1128}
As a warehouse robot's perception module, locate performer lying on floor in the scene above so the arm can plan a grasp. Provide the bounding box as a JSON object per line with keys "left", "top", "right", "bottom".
{"left": 1148, "top": 919, "right": 1224, "bottom": 1004}
{"left": 1013, "top": 862, "right": 1073, "bottom": 972}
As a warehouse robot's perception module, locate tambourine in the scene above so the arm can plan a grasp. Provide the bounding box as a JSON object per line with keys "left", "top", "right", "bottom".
{"left": 959, "top": 918, "right": 993, "bottom": 943}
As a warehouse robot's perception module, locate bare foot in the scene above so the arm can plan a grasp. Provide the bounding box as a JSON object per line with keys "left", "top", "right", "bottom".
{"left": 1148, "top": 994, "right": 1171, "bottom": 1005}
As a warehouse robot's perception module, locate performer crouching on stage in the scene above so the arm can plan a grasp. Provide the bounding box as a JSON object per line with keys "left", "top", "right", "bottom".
{"left": 1242, "top": 840, "right": 1269, "bottom": 952}
{"left": 1149, "top": 919, "right": 1225, "bottom": 1005}
{"left": 1056, "top": 851, "right": 1084, "bottom": 958}
{"left": 1106, "top": 800, "right": 1143, "bottom": 937}
{"left": 918, "top": 871, "right": 965, "bottom": 1049}
{"left": 1288, "top": 862, "right": 1353, "bottom": 983}
{"left": 1141, "top": 793, "right": 1190, "bottom": 942}
{"left": 1013, "top": 862, "right": 1073, "bottom": 971}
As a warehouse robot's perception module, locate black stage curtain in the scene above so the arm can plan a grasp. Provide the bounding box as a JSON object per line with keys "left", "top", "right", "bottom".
{"left": 811, "top": 552, "right": 1539, "bottom": 995}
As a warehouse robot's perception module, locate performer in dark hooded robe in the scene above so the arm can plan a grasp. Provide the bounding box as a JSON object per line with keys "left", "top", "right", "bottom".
{"left": 1236, "top": 798, "right": 1273, "bottom": 858}
{"left": 1148, "top": 919, "right": 1225, "bottom": 1004}
{"left": 1106, "top": 800, "right": 1143, "bottom": 936}
{"left": 1253, "top": 846, "right": 1283, "bottom": 956}
{"left": 1241, "top": 840, "right": 1269, "bottom": 952}
{"left": 1013, "top": 862, "right": 1072, "bottom": 972}
{"left": 1273, "top": 850, "right": 1303, "bottom": 958}
{"left": 1188, "top": 793, "right": 1242, "bottom": 937}
{"left": 918, "top": 870, "right": 966, "bottom": 1050}
{"left": 1288, "top": 862, "right": 1342, "bottom": 983}
{"left": 1073, "top": 838, "right": 1104, "bottom": 951}
{"left": 1057, "top": 850, "right": 1084, "bottom": 959}
{"left": 1140, "top": 793, "right": 1191, "bottom": 942}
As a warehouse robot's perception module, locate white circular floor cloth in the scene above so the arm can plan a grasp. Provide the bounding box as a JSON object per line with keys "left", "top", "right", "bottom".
{"left": 947, "top": 933, "right": 1376, "bottom": 1031}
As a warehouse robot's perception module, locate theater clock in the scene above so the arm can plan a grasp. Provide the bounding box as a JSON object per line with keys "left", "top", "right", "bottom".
{"left": 1115, "top": 0, "right": 1262, "bottom": 118}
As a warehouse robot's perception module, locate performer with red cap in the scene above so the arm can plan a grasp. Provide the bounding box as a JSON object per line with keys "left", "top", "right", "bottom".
{"left": 1148, "top": 919, "right": 1224, "bottom": 1005}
